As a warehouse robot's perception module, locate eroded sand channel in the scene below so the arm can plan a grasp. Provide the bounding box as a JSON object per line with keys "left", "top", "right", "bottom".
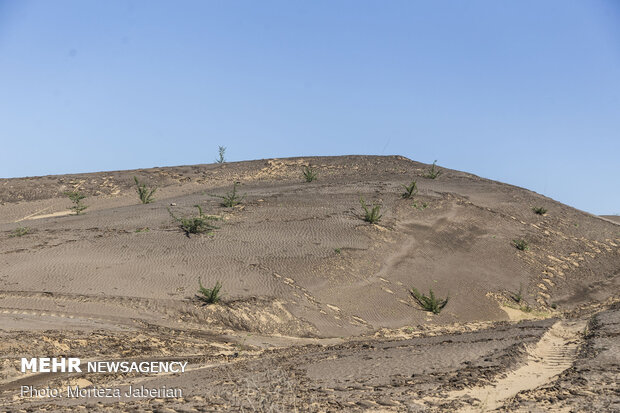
{"left": 443, "top": 320, "right": 585, "bottom": 412}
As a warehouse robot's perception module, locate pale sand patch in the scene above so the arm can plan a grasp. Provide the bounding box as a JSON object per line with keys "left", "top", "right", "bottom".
{"left": 68, "top": 378, "right": 92, "bottom": 388}
{"left": 17, "top": 210, "right": 73, "bottom": 221}
{"left": 500, "top": 304, "right": 553, "bottom": 321}
{"left": 443, "top": 320, "right": 585, "bottom": 412}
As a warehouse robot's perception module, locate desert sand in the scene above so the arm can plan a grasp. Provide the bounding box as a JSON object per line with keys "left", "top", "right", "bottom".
{"left": 0, "top": 155, "right": 618, "bottom": 412}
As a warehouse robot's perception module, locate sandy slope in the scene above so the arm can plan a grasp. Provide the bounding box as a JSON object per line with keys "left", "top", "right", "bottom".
{"left": 0, "top": 155, "right": 618, "bottom": 411}
{"left": 601, "top": 215, "right": 620, "bottom": 225}
{"left": 438, "top": 320, "right": 585, "bottom": 412}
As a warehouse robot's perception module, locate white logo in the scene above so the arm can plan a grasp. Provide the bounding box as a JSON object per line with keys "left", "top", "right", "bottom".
{"left": 21, "top": 358, "right": 82, "bottom": 373}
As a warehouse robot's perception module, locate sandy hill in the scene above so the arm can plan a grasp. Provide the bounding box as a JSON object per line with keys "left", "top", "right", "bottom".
{"left": 0, "top": 155, "right": 618, "bottom": 412}
{"left": 0, "top": 155, "right": 618, "bottom": 336}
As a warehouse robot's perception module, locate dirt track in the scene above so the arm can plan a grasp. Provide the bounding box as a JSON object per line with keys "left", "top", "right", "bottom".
{"left": 0, "top": 156, "right": 618, "bottom": 411}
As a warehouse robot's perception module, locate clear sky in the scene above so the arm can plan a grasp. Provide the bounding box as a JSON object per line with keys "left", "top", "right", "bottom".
{"left": 0, "top": 1, "right": 618, "bottom": 214}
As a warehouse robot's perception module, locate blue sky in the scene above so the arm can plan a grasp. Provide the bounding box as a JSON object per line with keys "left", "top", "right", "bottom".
{"left": 0, "top": 1, "right": 618, "bottom": 214}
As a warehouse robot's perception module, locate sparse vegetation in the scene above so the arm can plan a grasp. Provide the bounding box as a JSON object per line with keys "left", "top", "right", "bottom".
{"left": 197, "top": 278, "right": 222, "bottom": 304}
{"left": 410, "top": 287, "right": 449, "bottom": 314}
{"left": 216, "top": 146, "right": 226, "bottom": 163}
{"left": 510, "top": 283, "right": 524, "bottom": 303}
{"left": 9, "top": 227, "right": 30, "bottom": 237}
{"left": 412, "top": 200, "right": 427, "bottom": 210}
{"left": 65, "top": 191, "right": 88, "bottom": 215}
{"left": 212, "top": 182, "right": 245, "bottom": 207}
{"left": 334, "top": 248, "right": 341, "bottom": 254}
{"left": 302, "top": 165, "right": 317, "bottom": 182}
{"left": 503, "top": 301, "right": 550, "bottom": 317}
{"left": 401, "top": 180, "right": 418, "bottom": 199}
{"left": 532, "top": 206, "right": 547, "bottom": 215}
{"left": 135, "top": 227, "right": 150, "bottom": 233}
{"left": 134, "top": 176, "right": 156, "bottom": 204}
{"left": 513, "top": 239, "right": 529, "bottom": 251}
{"left": 583, "top": 325, "right": 590, "bottom": 338}
{"left": 360, "top": 197, "right": 382, "bottom": 224}
{"left": 521, "top": 304, "right": 533, "bottom": 313}
{"left": 168, "top": 205, "right": 219, "bottom": 236}
{"left": 424, "top": 160, "right": 442, "bottom": 179}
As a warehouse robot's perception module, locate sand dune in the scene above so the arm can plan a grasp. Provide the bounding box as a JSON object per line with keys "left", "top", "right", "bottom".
{"left": 0, "top": 156, "right": 618, "bottom": 411}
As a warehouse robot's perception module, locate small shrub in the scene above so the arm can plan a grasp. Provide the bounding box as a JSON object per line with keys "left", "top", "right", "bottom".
{"left": 168, "top": 205, "right": 219, "bottom": 237}
{"left": 135, "top": 227, "right": 150, "bottom": 233}
{"left": 10, "top": 227, "right": 30, "bottom": 237}
{"left": 197, "top": 278, "right": 222, "bottom": 304}
{"left": 302, "top": 165, "right": 317, "bottom": 182}
{"left": 424, "top": 160, "right": 442, "bottom": 179}
{"left": 360, "top": 197, "right": 382, "bottom": 224}
{"left": 513, "top": 239, "right": 529, "bottom": 251}
{"left": 65, "top": 191, "right": 88, "bottom": 215}
{"left": 410, "top": 287, "right": 449, "bottom": 314}
{"left": 401, "top": 180, "right": 418, "bottom": 199}
{"left": 510, "top": 284, "right": 524, "bottom": 303}
{"left": 216, "top": 146, "right": 226, "bottom": 163}
{"left": 412, "top": 201, "right": 427, "bottom": 210}
{"left": 212, "top": 182, "right": 245, "bottom": 207}
{"left": 134, "top": 176, "right": 156, "bottom": 204}
{"left": 334, "top": 248, "right": 341, "bottom": 254}
{"left": 583, "top": 325, "right": 590, "bottom": 338}
{"left": 532, "top": 206, "right": 547, "bottom": 215}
